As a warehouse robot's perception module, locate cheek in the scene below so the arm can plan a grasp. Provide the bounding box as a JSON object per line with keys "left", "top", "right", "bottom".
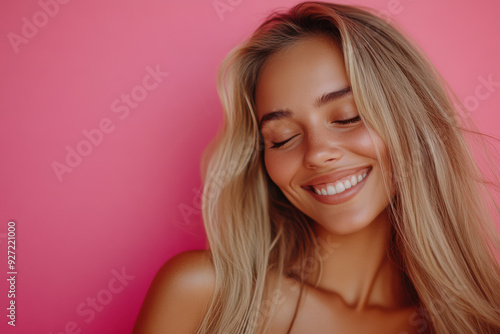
{"left": 347, "top": 125, "right": 380, "bottom": 159}
{"left": 349, "top": 126, "right": 393, "bottom": 184}
{"left": 348, "top": 126, "right": 392, "bottom": 176}
{"left": 357, "top": 127, "right": 394, "bottom": 189}
{"left": 264, "top": 151, "right": 297, "bottom": 189}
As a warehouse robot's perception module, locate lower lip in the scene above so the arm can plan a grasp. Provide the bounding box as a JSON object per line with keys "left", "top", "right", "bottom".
{"left": 305, "top": 168, "right": 371, "bottom": 205}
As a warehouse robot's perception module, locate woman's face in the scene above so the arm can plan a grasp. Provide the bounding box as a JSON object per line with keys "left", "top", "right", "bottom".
{"left": 255, "top": 36, "right": 393, "bottom": 235}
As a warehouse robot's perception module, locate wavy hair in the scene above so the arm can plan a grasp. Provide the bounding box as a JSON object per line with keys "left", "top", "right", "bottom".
{"left": 200, "top": 2, "right": 500, "bottom": 333}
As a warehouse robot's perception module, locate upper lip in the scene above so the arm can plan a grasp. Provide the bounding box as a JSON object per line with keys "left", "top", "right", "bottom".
{"left": 302, "top": 166, "right": 372, "bottom": 187}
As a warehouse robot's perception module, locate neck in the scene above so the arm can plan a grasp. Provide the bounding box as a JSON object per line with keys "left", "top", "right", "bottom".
{"left": 310, "top": 208, "right": 407, "bottom": 311}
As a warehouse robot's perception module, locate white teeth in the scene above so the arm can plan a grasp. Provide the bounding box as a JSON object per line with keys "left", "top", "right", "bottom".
{"left": 327, "top": 185, "right": 336, "bottom": 195}
{"left": 335, "top": 182, "right": 345, "bottom": 193}
{"left": 311, "top": 169, "right": 369, "bottom": 196}
{"left": 350, "top": 175, "right": 357, "bottom": 186}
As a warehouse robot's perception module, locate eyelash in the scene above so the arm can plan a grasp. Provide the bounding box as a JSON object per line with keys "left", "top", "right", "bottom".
{"left": 270, "top": 134, "right": 299, "bottom": 149}
{"left": 334, "top": 115, "right": 361, "bottom": 124}
{"left": 269, "top": 115, "right": 361, "bottom": 149}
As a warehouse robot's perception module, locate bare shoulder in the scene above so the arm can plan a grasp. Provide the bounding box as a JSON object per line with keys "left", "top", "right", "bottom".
{"left": 133, "top": 249, "right": 215, "bottom": 334}
{"left": 263, "top": 271, "right": 303, "bottom": 333}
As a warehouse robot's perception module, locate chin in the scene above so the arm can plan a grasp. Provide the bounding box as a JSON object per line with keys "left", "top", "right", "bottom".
{"left": 311, "top": 206, "right": 391, "bottom": 237}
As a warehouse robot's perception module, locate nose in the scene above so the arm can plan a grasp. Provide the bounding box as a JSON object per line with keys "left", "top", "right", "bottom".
{"left": 303, "top": 128, "right": 344, "bottom": 169}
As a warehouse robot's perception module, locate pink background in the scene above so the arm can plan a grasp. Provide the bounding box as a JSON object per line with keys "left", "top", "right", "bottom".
{"left": 0, "top": 0, "right": 499, "bottom": 333}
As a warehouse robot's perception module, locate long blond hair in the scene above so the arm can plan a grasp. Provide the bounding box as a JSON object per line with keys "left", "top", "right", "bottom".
{"left": 200, "top": 2, "right": 500, "bottom": 333}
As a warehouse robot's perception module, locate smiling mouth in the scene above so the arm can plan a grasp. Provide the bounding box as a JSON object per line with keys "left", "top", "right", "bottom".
{"left": 304, "top": 167, "right": 372, "bottom": 196}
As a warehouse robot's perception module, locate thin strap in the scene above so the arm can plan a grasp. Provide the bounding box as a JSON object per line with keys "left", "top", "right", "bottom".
{"left": 286, "top": 280, "right": 305, "bottom": 334}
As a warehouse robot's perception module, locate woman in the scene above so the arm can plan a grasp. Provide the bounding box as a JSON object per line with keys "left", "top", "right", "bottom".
{"left": 133, "top": 2, "right": 500, "bottom": 333}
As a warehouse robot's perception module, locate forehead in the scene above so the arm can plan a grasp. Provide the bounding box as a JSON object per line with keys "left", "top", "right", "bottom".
{"left": 255, "top": 36, "right": 347, "bottom": 118}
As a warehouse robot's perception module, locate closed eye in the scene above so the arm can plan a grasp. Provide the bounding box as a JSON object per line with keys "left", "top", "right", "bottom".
{"left": 333, "top": 115, "right": 361, "bottom": 125}
{"left": 268, "top": 116, "right": 360, "bottom": 149}
{"left": 270, "top": 134, "right": 300, "bottom": 149}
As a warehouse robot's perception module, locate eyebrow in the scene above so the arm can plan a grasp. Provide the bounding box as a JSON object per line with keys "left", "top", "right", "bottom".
{"left": 314, "top": 86, "right": 352, "bottom": 108}
{"left": 259, "top": 86, "right": 352, "bottom": 129}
